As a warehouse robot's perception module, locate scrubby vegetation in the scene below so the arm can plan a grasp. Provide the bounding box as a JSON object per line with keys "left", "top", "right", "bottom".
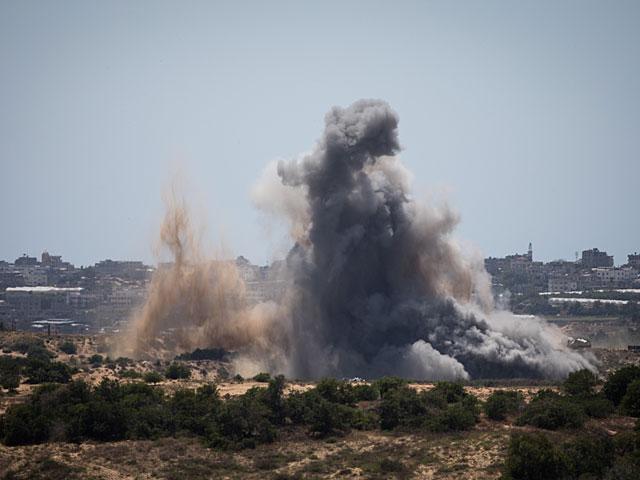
{"left": 376, "top": 380, "right": 480, "bottom": 432}
{"left": 514, "top": 369, "right": 615, "bottom": 430}
{"left": 0, "top": 375, "right": 484, "bottom": 450}
{"left": 87, "top": 354, "right": 103, "bottom": 365}
{"left": 175, "top": 348, "right": 229, "bottom": 362}
{"left": 252, "top": 372, "right": 271, "bottom": 382}
{"left": 164, "top": 363, "right": 191, "bottom": 380}
{"left": 58, "top": 341, "right": 77, "bottom": 355}
{"left": 603, "top": 365, "right": 640, "bottom": 412}
{"left": 142, "top": 371, "right": 163, "bottom": 384}
{"left": 502, "top": 427, "right": 640, "bottom": 479}
{"left": 1, "top": 333, "right": 640, "bottom": 480}
{"left": 484, "top": 390, "right": 523, "bottom": 420}
{"left": 0, "top": 345, "right": 76, "bottom": 391}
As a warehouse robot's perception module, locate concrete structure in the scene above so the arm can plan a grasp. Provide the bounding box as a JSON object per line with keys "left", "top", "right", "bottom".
{"left": 15, "top": 266, "right": 47, "bottom": 286}
{"left": 14, "top": 255, "right": 37, "bottom": 266}
{"left": 5, "top": 286, "right": 83, "bottom": 319}
{"left": 593, "top": 267, "right": 637, "bottom": 284}
{"left": 94, "top": 259, "right": 147, "bottom": 279}
{"left": 581, "top": 248, "right": 614, "bottom": 268}
{"left": 108, "top": 287, "right": 146, "bottom": 307}
{"left": 548, "top": 275, "right": 578, "bottom": 292}
{"left": 628, "top": 253, "right": 640, "bottom": 270}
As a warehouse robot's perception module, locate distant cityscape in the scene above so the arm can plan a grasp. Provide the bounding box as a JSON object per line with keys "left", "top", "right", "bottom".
{"left": 485, "top": 244, "right": 640, "bottom": 294}
{"left": 0, "top": 244, "right": 638, "bottom": 334}
{"left": 0, "top": 252, "right": 285, "bottom": 335}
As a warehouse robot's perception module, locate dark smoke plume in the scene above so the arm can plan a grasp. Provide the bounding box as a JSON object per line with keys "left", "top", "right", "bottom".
{"left": 255, "top": 99, "right": 594, "bottom": 380}
{"left": 125, "top": 99, "right": 594, "bottom": 380}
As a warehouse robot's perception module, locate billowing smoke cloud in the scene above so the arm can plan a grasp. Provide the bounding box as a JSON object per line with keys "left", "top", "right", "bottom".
{"left": 255, "top": 99, "right": 594, "bottom": 380}
{"left": 125, "top": 99, "right": 595, "bottom": 380}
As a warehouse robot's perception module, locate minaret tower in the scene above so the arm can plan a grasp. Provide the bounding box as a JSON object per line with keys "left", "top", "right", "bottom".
{"left": 528, "top": 242, "right": 533, "bottom": 261}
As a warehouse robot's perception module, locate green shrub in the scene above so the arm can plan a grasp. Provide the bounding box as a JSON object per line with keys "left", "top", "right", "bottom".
{"left": 58, "top": 342, "right": 77, "bottom": 355}
{"left": 378, "top": 457, "right": 410, "bottom": 476}
{"left": 430, "top": 381, "right": 467, "bottom": 403}
{"left": 378, "top": 385, "right": 426, "bottom": 430}
{"left": 27, "top": 346, "right": 56, "bottom": 363}
{"left": 0, "top": 403, "right": 52, "bottom": 446}
{"left": 305, "top": 398, "right": 363, "bottom": 436}
{"left": 484, "top": 390, "right": 523, "bottom": 420}
{"left": 119, "top": 370, "right": 141, "bottom": 379}
{"left": 563, "top": 369, "right": 599, "bottom": 395}
{"left": 0, "top": 373, "right": 20, "bottom": 391}
{"left": 515, "top": 390, "right": 586, "bottom": 430}
{"left": 208, "top": 387, "right": 278, "bottom": 449}
{"left": 502, "top": 434, "right": 568, "bottom": 480}
{"left": 252, "top": 372, "right": 271, "bottom": 382}
{"left": 621, "top": 379, "right": 640, "bottom": 417}
{"left": 88, "top": 354, "right": 103, "bottom": 365}
{"left": 285, "top": 384, "right": 373, "bottom": 436}
{"left": 604, "top": 366, "right": 640, "bottom": 406}
{"left": 143, "top": 371, "right": 164, "bottom": 384}
{"left": 115, "top": 357, "right": 133, "bottom": 366}
{"left": 352, "top": 383, "right": 378, "bottom": 401}
{"left": 563, "top": 436, "right": 615, "bottom": 478}
{"left": 0, "top": 356, "right": 23, "bottom": 391}
{"left": 164, "top": 364, "right": 191, "bottom": 380}
{"left": 24, "top": 361, "right": 73, "bottom": 384}
{"left": 430, "top": 396, "right": 480, "bottom": 432}
{"left": 373, "top": 376, "right": 407, "bottom": 398}
{"left": 13, "top": 339, "right": 45, "bottom": 354}
{"left": 316, "top": 377, "right": 356, "bottom": 405}
{"left": 176, "top": 348, "right": 229, "bottom": 361}
{"left": 575, "top": 392, "right": 614, "bottom": 419}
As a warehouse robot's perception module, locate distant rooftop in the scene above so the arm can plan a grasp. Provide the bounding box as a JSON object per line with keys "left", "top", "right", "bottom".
{"left": 5, "top": 286, "right": 83, "bottom": 293}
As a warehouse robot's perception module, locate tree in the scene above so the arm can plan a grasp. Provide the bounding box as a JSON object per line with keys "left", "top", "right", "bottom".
{"left": 503, "top": 434, "right": 567, "bottom": 480}
{"left": 484, "top": 390, "right": 522, "bottom": 420}
{"left": 621, "top": 379, "right": 640, "bottom": 417}
{"left": 563, "top": 369, "right": 599, "bottom": 395}
{"left": 59, "top": 342, "right": 77, "bottom": 355}
{"left": 164, "top": 364, "right": 191, "bottom": 380}
{"left": 143, "top": 372, "right": 163, "bottom": 384}
{"left": 252, "top": 372, "right": 271, "bottom": 382}
{"left": 604, "top": 366, "right": 640, "bottom": 406}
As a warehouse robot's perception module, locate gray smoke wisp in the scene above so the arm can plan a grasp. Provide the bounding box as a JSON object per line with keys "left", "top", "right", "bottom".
{"left": 254, "top": 99, "right": 595, "bottom": 380}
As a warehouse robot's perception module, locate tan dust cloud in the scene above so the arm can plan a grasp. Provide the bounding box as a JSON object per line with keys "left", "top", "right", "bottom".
{"left": 114, "top": 184, "right": 291, "bottom": 374}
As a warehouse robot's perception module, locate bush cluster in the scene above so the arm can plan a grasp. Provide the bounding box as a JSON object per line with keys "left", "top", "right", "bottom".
{"left": 603, "top": 366, "right": 640, "bottom": 416}
{"left": 1, "top": 346, "right": 75, "bottom": 390}
{"left": 484, "top": 390, "right": 523, "bottom": 420}
{"left": 502, "top": 430, "right": 639, "bottom": 480}
{"left": 58, "top": 341, "right": 77, "bottom": 355}
{"left": 88, "top": 354, "right": 103, "bottom": 365}
{"left": 164, "top": 363, "right": 191, "bottom": 380}
{"left": 175, "top": 348, "right": 229, "bottom": 362}
{"left": 377, "top": 379, "right": 479, "bottom": 432}
{"left": 252, "top": 372, "right": 271, "bottom": 382}
{"left": 515, "top": 369, "right": 614, "bottom": 430}
{"left": 3, "top": 365, "right": 640, "bottom": 457}
{"left": 0, "top": 374, "right": 518, "bottom": 448}
{"left": 0, "top": 356, "right": 23, "bottom": 391}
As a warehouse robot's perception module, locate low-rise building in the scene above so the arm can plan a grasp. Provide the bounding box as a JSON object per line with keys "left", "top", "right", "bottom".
{"left": 593, "top": 267, "right": 637, "bottom": 285}
{"left": 15, "top": 266, "right": 48, "bottom": 286}
{"left": 548, "top": 275, "right": 578, "bottom": 292}
{"left": 581, "top": 248, "right": 614, "bottom": 268}
{"left": 628, "top": 253, "right": 640, "bottom": 270}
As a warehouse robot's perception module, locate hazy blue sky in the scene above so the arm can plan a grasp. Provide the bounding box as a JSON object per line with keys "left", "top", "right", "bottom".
{"left": 1, "top": 1, "right": 639, "bottom": 267}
